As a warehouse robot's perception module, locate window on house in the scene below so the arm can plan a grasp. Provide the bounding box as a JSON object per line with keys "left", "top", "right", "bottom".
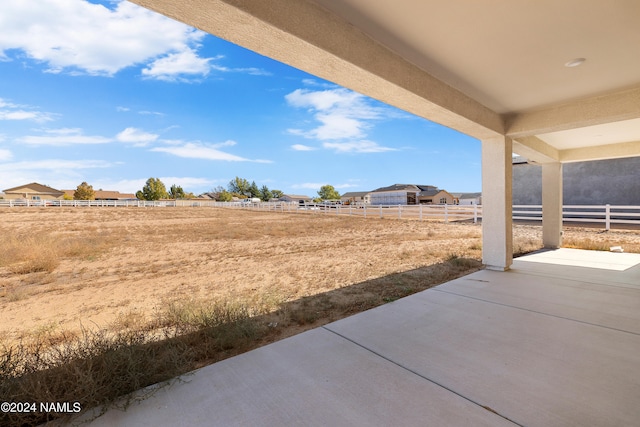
{"left": 32, "top": 196, "right": 41, "bottom": 200}
{"left": 439, "top": 197, "right": 447, "bottom": 204}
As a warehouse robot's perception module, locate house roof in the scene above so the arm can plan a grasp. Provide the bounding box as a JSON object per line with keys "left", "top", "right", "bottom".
{"left": 416, "top": 185, "right": 438, "bottom": 192}
{"left": 136, "top": 0, "right": 640, "bottom": 164}
{"left": 198, "top": 193, "right": 217, "bottom": 199}
{"left": 373, "top": 184, "right": 438, "bottom": 193}
{"left": 62, "top": 189, "right": 137, "bottom": 199}
{"left": 419, "top": 189, "right": 454, "bottom": 198}
{"left": 418, "top": 189, "right": 440, "bottom": 197}
{"left": 372, "top": 184, "right": 415, "bottom": 193}
{"left": 95, "top": 190, "right": 137, "bottom": 200}
{"left": 459, "top": 192, "right": 482, "bottom": 199}
{"left": 341, "top": 191, "right": 370, "bottom": 198}
{"left": 3, "top": 182, "right": 63, "bottom": 195}
{"left": 282, "top": 194, "right": 312, "bottom": 200}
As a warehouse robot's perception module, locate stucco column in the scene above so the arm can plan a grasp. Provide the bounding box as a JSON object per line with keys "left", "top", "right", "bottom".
{"left": 542, "top": 162, "right": 563, "bottom": 248}
{"left": 482, "top": 136, "right": 513, "bottom": 270}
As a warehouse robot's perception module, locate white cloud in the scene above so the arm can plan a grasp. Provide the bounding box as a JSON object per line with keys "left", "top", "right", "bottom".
{"left": 151, "top": 141, "right": 272, "bottom": 163}
{"left": 116, "top": 106, "right": 130, "bottom": 112}
{"left": 0, "top": 159, "right": 113, "bottom": 171}
{"left": 292, "top": 182, "right": 358, "bottom": 190}
{"left": 90, "top": 178, "right": 147, "bottom": 195}
{"left": 116, "top": 127, "right": 159, "bottom": 146}
{"left": 302, "top": 79, "right": 336, "bottom": 88}
{"left": 0, "top": 148, "right": 13, "bottom": 161}
{"left": 312, "top": 114, "right": 365, "bottom": 140}
{"left": 0, "top": 110, "right": 53, "bottom": 122}
{"left": 0, "top": 98, "right": 56, "bottom": 122}
{"left": 285, "top": 88, "right": 396, "bottom": 151}
{"left": 334, "top": 183, "right": 359, "bottom": 189}
{"left": 322, "top": 140, "right": 396, "bottom": 153}
{"left": 215, "top": 140, "right": 237, "bottom": 147}
{"left": 16, "top": 128, "right": 112, "bottom": 146}
{"left": 291, "top": 144, "right": 316, "bottom": 151}
{"left": 158, "top": 177, "right": 217, "bottom": 191}
{"left": 0, "top": 0, "right": 210, "bottom": 79}
{"left": 233, "top": 67, "right": 271, "bottom": 76}
{"left": 291, "top": 182, "right": 329, "bottom": 190}
{"left": 208, "top": 58, "right": 271, "bottom": 76}
{"left": 0, "top": 159, "right": 113, "bottom": 192}
{"left": 142, "top": 48, "right": 212, "bottom": 82}
{"left": 286, "top": 88, "right": 365, "bottom": 113}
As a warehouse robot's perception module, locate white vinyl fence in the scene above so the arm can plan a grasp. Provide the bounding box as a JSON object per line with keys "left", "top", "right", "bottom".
{"left": 293, "top": 203, "right": 481, "bottom": 223}
{"left": 513, "top": 205, "right": 640, "bottom": 230}
{"left": 1, "top": 199, "right": 639, "bottom": 230}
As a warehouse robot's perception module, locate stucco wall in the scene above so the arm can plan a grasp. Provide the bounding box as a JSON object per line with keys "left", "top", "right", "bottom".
{"left": 513, "top": 157, "right": 640, "bottom": 205}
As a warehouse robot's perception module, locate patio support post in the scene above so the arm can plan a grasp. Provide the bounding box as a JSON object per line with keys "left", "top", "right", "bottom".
{"left": 482, "top": 136, "right": 513, "bottom": 270}
{"left": 542, "top": 162, "right": 563, "bottom": 248}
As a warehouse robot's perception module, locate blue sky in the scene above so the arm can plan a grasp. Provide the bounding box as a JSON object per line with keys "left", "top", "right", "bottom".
{"left": 0, "top": 0, "right": 481, "bottom": 197}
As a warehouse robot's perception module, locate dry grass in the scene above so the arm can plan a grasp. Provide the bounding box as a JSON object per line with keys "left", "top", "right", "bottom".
{"left": 562, "top": 230, "right": 640, "bottom": 253}
{"left": 0, "top": 208, "right": 488, "bottom": 342}
{"left": 0, "top": 300, "right": 264, "bottom": 426}
{"left": 0, "top": 207, "right": 639, "bottom": 425}
{"left": 0, "top": 233, "right": 112, "bottom": 276}
{"left": 0, "top": 257, "right": 482, "bottom": 427}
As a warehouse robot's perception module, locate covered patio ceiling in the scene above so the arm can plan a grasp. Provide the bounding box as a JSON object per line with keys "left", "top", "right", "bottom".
{"left": 132, "top": 0, "right": 640, "bottom": 164}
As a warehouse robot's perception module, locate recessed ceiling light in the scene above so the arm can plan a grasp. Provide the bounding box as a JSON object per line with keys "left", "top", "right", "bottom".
{"left": 565, "top": 58, "right": 586, "bottom": 67}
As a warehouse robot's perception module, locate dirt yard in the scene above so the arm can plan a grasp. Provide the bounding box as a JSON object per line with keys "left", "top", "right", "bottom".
{"left": 2, "top": 207, "right": 640, "bottom": 345}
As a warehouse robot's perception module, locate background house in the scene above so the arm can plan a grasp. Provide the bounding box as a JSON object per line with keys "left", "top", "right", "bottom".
{"left": 3, "top": 183, "right": 64, "bottom": 200}
{"left": 370, "top": 184, "right": 454, "bottom": 205}
{"left": 417, "top": 188, "right": 455, "bottom": 205}
{"left": 278, "top": 194, "right": 312, "bottom": 204}
{"left": 370, "top": 184, "right": 422, "bottom": 205}
{"left": 452, "top": 192, "right": 482, "bottom": 205}
{"left": 94, "top": 190, "right": 137, "bottom": 200}
{"left": 62, "top": 189, "right": 137, "bottom": 200}
{"left": 340, "top": 191, "right": 371, "bottom": 205}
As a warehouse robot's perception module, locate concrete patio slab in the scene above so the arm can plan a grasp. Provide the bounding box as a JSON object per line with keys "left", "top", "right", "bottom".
{"left": 326, "top": 287, "right": 640, "bottom": 426}
{"left": 438, "top": 269, "right": 640, "bottom": 334}
{"left": 85, "top": 328, "right": 513, "bottom": 426}
{"left": 516, "top": 247, "right": 640, "bottom": 271}
{"left": 512, "top": 248, "right": 640, "bottom": 287}
{"left": 84, "top": 249, "right": 640, "bottom": 426}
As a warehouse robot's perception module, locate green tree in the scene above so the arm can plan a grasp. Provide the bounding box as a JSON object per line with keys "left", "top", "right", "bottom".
{"left": 207, "top": 186, "right": 224, "bottom": 199}
{"left": 168, "top": 184, "right": 186, "bottom": 199}
{"left": 218, "top": 190, "right": 233, "bottom": 202}
{"left": 139, "top": 177, "right": 168, "bottom": 201}
{"left": 259, "top": 185, "right": 273, "bottom": 201}
{"left": 249, "top": 181, "right": 260, "bottom": 198}
{"left": 317, "top": 184, "right": 340, "bottom": 200}
{"left": 271, "top": 189, "right": 284, "bottom": 199}
{"left": 74, "top": 181, "right": 95, "bottom": 200}
{"left": 228, "top": 176, "right": 250, "bottom": 196}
